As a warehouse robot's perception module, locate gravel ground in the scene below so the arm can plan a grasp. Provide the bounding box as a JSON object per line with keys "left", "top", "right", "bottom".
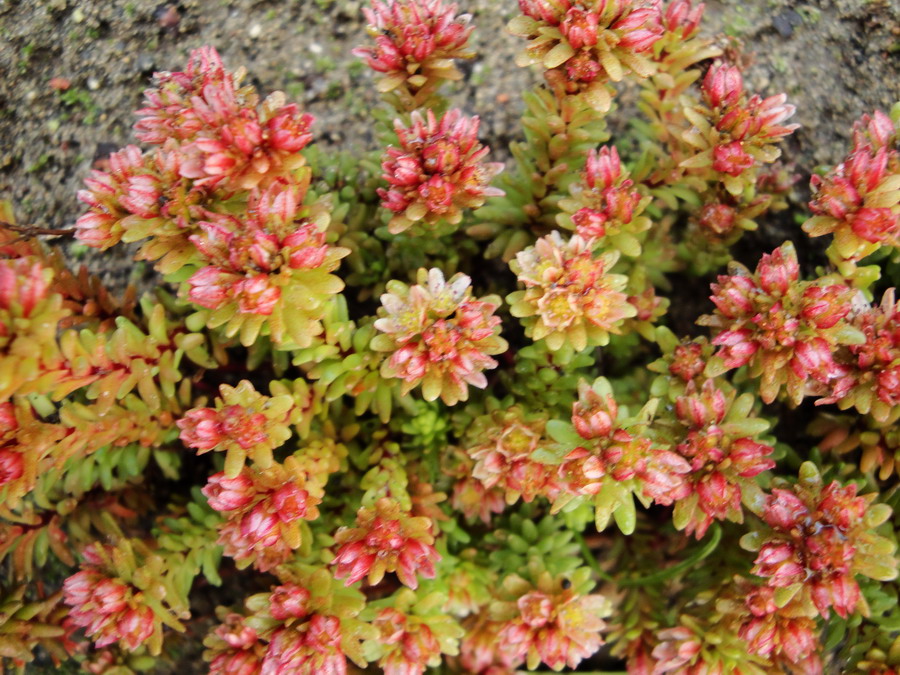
{"left": 1, "top": 0, "right": 898, "bottom": 288}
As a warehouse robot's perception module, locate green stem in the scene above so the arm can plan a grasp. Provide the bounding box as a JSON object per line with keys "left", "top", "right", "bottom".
{"left": 619, "top": 523, "right": 723, "bottom": 587}
{"left": 574, "top": 530, "right": 615, "bottom": 582}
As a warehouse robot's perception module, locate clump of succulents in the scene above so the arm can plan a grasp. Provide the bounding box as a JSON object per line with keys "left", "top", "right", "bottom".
{"left": 2, "top": 0, "right": 900, "bottom": 673}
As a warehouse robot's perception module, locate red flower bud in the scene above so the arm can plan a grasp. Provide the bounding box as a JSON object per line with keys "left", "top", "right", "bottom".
{"left": 203, "top": 472, "right": 256, "bottom": 512}
{"left": 713, "top": 141, "right": 755, "bottom": 176}
{"left": 269, "top": 584, "right": 311, "bottom": 621}
{"left": 756, "top": 245, "right": 799, "bottom": 295}
{"left": 703, "top": 62, "right": 743, "bottom": 109}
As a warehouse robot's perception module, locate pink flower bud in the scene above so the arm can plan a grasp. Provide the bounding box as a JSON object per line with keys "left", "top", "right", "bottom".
{"left": 669, "top": 343, "right": 706, "bottom": 382}
{"left": 234, "top": 275, "right": 281, "bottom": 315}
{"left": 791, "top": 338, "right": 846, "bottom": 383}
{"left": 696, "top": 471, "right": 740, "bottom": 520}
{"left": 585, "top": 146, "right": 622, "bottom": 189}
{"left": 203, "top": 472, "right": 256, "bottom": 511}
{"left": 863, "top": 110, "right": 896, "bottom": 148}
{"left": 754, "top": 542, "right": 804, "bottom": 586}
{"left": 271, "top": 484, "right": 312, "bottom": 522}
{"left": 698, "top": 203, "right": 736, "bottom": 236}
{"left": 0, "top": 449, "right": 23, "bottom": 487}
{"left": 712, "top": 329, "right": 758, "bottom": 369}
{"left": 188, "top": 267, "right": 236, "bottom": 310}
{"left": 117, "top": 606, "right": 156, "bottom": 651}
{"left": 809, "top": 176, "right": 861, "bottom": 219}
{"left": 877, "top": 366, "right": 900, "bottom": 406}
{"left": 0, "top": 260, "right": 50, "bottom": 316}
{"left": 756, "top": 245, "right": 799, "bottom": 295}
{"left": 729, "top": 438, "right": 775, "bottom": 477}
{"left": 763, "top": 488, "right": 808, "bottom": 530}
{"left": 810, "top": 575, "right": 860, "bottom": 619}
{"left": 703, "top": 63, "right": 743, "bottom": 109}
{"left": 847, "top": 146, "right": 888, "bottom": 192}
{"left": 675, "top": 381, "right": 727, "bottom": 428}
{"left": 178, "top": 408, "right": 225, "bottom": 451}
{"left": 664, "top": 0, "right": 704, "bottom": 36}
{"left": 850, "top": 207, "right": 899, "bottom": 244}
{"left": 710, "top": 275, "right": 757, "bottom": 318}
{"left": 560, "top": 7, "right": 600, "bottom": 49}
{"left": 713, "top": 141, "right": 755, "bottom": 176}
{"left": 269, "top": 584, "right": 311, "bottom": 621}
{"left": 800, "top": 285, "right": 852, "bottom": 329}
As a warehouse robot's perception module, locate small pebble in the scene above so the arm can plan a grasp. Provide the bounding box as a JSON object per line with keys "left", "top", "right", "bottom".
{"left": 249, "top": 23, "right": 262, "bottom": 39}
{"left": 156, "top": 4, "right": 180, "bottom": 29}
{"left": 773, "top": 10, "right": 802, "bottom": 38}
{"left": 49, "top": 77, "right": 71, "bottom": 91}
{"left": 136, "top": 53, "right": 156, "bottom": 74}
{"left": 87, "top": 77, "right": 100, "bottom": 91}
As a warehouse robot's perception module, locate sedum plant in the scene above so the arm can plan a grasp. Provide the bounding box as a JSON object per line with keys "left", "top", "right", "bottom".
{"left": 2, "top": 0, "right": 900, "bottom": 673}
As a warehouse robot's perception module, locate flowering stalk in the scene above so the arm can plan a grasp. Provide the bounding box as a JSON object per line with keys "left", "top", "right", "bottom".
{"left": 365, "top": 588, "right": 463, "bottom": 674}
{"left": 539, "top": 377, "right": 691, "bottom": 534}
{"left": 331, "top": 497, "right": 440, "bottom": 589}
{"left": 508, "top": 232, "right": 636, "bottom": 355}
{"left": 353, "top": 0, "right": 475, "bottom": 111}
{"left": 471, "top": 565, "right": 612, "bottom": 672}
{"left": 804, "top": 109, "right": 900, "bottom": 268}
{"left": 62, "top": 540, "right": 186, "bottom": 655}
{"left": 185, "top": 176, "right": 349, "bottom": 347}
{"left": 741, "top": 462, "right": 897, "bottom": 619}
{"left": 698, "top": 241, "right": 865, "bottom": 404}
{"left": 177, "top": 380, "right": 295, "bottom": 478}
{"left": 378, "top": 109, "right": 504, "bottom": 235}
{"left": 558, "top": 145, "right": 653, "bottom": 255}
{"left": 76, "top": 47, "right": 318, "bottom": 276}
{"left": 371, "top": 268, "right": 507, "bottom": 405}
{"left": 509, "top": 0, "right": 664, "bottom": 111}
{"left": 202, "top": 458, "right": 321, "bottom": 572}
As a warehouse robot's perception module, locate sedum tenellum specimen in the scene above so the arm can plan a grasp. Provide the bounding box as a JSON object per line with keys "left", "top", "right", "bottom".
{"left": 2, "top": 0, "right": 899, "bottom": 673}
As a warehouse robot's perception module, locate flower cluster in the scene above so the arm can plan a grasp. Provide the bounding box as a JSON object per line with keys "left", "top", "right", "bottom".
{"left": 331, "top": 497, "right": 440, "bottom": 589}
{"left": 371, "top": 268, "right": 507, "bottom": 405}
{"left": 679, "top": 61, "right": 798, "bottom": 194}
{"left": 134, "top": 46, "right": 314, "bottom": 190}
{"left": 558, "top": 145, "right": 652, "bottom": 252}
{"left": 742, "top": 463, "right": 897, "bottom": 619}
{"left": 203, "top": 460, "right": 321, "bottom": 572}
{"left": 368, "top": 588, "right": 464, "bottom": 674}
{"left": 62, "top": 541, "right": 184, "bottom": 655}
{"left": 508, "top": 232, "right": 636, "bottom": 354}
{"left": 186, "top": 177, "right": 349, "bottom": 347}
{"left": 465, "top": 406, "right": 558, "bottom": 506}
{"left": 805, "top": 109, "right": 900, "bottom": 263}
{"left": 203, "top": 568, "right": 376, "bottom": 674}
{"left": 445, "top": 446, "right": 507, "bottom": 523}
{"left": 823, "top": 288, "right": 900, "bottom": 423}
{"left": 463, "top": 567, "right": 611, "bottom": 672}
{"left": 353, "top": 0, "right": 475, "bottom": 109}
{"left": 699, "top": 241, "right": 862, "bottom": 404}
{"left": 378, "top": 109, "right": 504, "bottom": 235}
{"left": 547, "top": 378, "right": 691, "bottom": 533}
{"left": 75, "top": 47, "right": 318, "bottom": 275}
{"left": 178, "top": 380, "right": 295, "bottom": 477}
{"left": 718, "top": 579, "right": 822, "bottom": 673}
{"left": 666, "top": 379, "right": 775, "bottom": 538}
{"left": 509, "top": 0, "right": 664, "bottom": 110}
